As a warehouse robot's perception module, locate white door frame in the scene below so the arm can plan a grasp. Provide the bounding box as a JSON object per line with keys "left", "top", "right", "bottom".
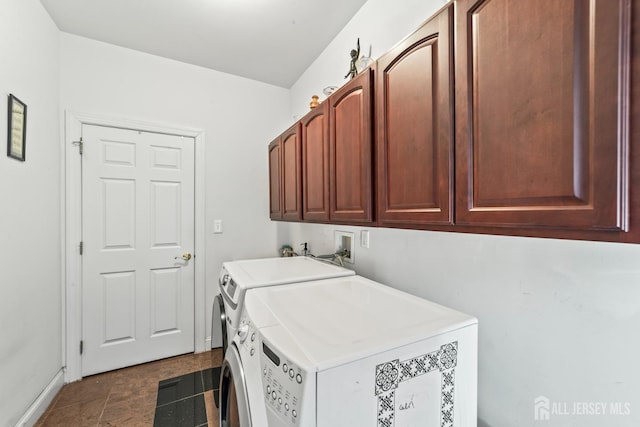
{"left": 63, "top": 111, "right": 207, "bottom": 383}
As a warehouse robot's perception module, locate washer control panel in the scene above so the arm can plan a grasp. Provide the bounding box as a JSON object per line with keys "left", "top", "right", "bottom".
{"left": 261, "top": 341, "right": 304, "bottom": 425}
{"left": 237, "top": 316, "right": 258, "bottom": 354}
{"left": 218, "top": 267, "right": 239, "bottom": 305}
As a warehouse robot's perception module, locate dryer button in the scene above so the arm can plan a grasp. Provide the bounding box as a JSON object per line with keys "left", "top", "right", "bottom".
{"left": 251, "top": 332, "right": 256, "bottom": 342}
{"left": 272, "top": 391, "right": 277, "bottom": 400}
{"left": 285, "top": 403, "right": 290, "bottom": 411}
{"left": 289, "top": 369, "right": 294, "bottom": 378}
{"left": 283, "top": 363, "right": 288, "bottom": 373}
{"left": 250, "top": 348, "right": 255, "bottom": 356}
{"left": 292, "top": 409, "right": 297, "bottom": 418}
{"left": 267, "top": 385, "right": 271, "bottom": 394}
{"left": 296, "top": 373, "right": 302, "bottom": 384}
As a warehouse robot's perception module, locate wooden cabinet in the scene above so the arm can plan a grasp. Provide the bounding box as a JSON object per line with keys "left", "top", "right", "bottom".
{"left": 268, "top": 138, "right": 281, "bottom": 220}
{"left": 273, "top": 70, "right": 374, "bottom": 225}
{"left": 301, "top": 102, "right": 330, "bottom": 221}
{"left": 268, "top": 123, "right": 302, "bottom": 221}
{"left": 376, "top": 4, "right": 454, "bottom": 226}
{"left": 329, "top": 68, "right": 374, "bottom": 223}
{"left": 269, "top": 0, "right": 639, "bottom": 243}
{"left": 454, "top": 0, "right": 630, "bottom": 232}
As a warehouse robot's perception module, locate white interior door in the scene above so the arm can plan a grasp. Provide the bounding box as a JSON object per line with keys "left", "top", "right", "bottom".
{"left": 81, "top": 124, "right": 195, "bottom": 376}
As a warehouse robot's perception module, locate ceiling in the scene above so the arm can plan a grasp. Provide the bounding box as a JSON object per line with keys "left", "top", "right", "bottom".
{"left": 40, "top": 0, "right": 368, "bottom": 88}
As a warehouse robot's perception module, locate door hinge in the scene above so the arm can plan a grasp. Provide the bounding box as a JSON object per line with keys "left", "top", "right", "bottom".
{"left": 79, "top": 241, "right": 83, "bottom": 255}
{"left": 72, "top": 137, "right": 84, "bottom": 155}
{"left": 80, "top": 340, "right": 84, "bottom": 355}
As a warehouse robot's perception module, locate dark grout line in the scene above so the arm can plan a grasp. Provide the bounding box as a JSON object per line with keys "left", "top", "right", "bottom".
{"left": 155, "top": 391, "right": 206, "bottom": 408}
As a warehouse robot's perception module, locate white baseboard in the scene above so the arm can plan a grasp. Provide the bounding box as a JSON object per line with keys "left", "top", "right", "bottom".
{"left": 205, "top": 336, "right": 212, "bottom": 350}
{"left": 16, "top": 369, "right": 65, "bottom": 427}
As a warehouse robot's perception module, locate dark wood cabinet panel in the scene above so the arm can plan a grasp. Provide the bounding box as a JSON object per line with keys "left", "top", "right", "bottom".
{"left": 455, "top": 0, "right": 631, "bottom": 231}
{"left": 281, "top": 123, "right": 302, "bottom": 221}
{"left": 268, "top": 138, "right": 281, "bottom": 220}
{"left": 268, "top": 123, "right": 301, "bottom": 221}
{"left": 268, "top": 0, "right": 640, "bottom": 243}
{"left": 329, "top": 68, "right": 374, "bottom": 223}
{"left": 376, "top": 4, "right": 453, "bottom": 226}
{"left": 301, "top": 103, "right": 330, "bottom": 221}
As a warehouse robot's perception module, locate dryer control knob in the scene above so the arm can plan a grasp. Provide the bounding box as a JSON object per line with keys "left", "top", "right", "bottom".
{"left": 237, "top": 324, "right": 250, "bottom": 343}
{"left": 220, "top": 274, "right": 229, "bottom": 286}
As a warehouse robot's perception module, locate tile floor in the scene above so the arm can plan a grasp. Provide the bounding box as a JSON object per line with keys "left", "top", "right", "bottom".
{"left": 36, "top": 349, "right": 224, "bottom": 426}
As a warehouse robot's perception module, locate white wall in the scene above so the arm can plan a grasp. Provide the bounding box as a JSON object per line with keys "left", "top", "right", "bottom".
{"left": 290, "top": 0, "right": 448, "bottom": 119}
{"left": 284, "top": 1, "right": 640, "bottom": 426}
{"left": 0, "top": 1, "right": 62, "bottom": 426}
{"left": 60, "top": 33, "right": 291, "bottom": 351}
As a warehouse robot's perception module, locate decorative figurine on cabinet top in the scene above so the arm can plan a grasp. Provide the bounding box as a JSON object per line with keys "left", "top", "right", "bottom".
{"left": 357, "top": 43, "right": 374, "bottom": 73}
{"left": 323, "top": 86, "right": 338, "bottom": 97}
{"left": 309, "top": 95, "right": 320, "bottom": 109}
{"left": 345, "top": 38, "right": 361, "bottom": 80}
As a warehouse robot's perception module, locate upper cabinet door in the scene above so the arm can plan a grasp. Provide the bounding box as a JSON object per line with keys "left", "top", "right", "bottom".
{"left": 376, "top": 4, "right": 454, "bottom": 226}
{"left": 281, "top": 123, "right": 302, "bottom": 221}
{"left": 329, "top": 68, "right": 374, "bottom": 223}
{"left": 301, "top": 102, "right": 330, "bottom": 222}
{"left": 268, "top": 138, "right": 282, "bottom": 220}
{"left": 455, "top": 0, "right": 631, "bottom": 231}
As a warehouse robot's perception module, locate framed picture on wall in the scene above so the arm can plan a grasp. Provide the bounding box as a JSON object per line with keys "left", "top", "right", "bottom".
{"left": 7, "top": 94, "right": 26, "bottom": 161}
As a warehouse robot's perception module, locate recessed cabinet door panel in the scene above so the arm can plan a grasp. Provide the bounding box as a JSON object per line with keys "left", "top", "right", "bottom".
{"left": 281, "top": 124, "right": 302, "bottom": 221}
{"left": 455, "top": 0, "right": 630, "bottom": 230}
{"left": 268, "top": 139, "right": 282, "bottom": 220}
{"left": 329, "top": 69, "right": 374, "bottom": 223}
{"left": 377, "top": 5, "right": 453, "bottom": 226}
{"left": 302, "top": 103, "right": 330, "bottom": 221}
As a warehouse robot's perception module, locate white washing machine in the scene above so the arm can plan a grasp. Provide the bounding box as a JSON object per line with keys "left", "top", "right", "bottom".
{"left": 245, "top": 275, "right": 478, "bottom": 427}
{"left": 216, "top": 256, "right": 354, "bottom": 353}
{"left": 217, "top": 256, "right": 354, "bottom": 427}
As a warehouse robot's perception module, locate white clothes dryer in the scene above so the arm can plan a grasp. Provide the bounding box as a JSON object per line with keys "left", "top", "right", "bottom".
{"left": 245, "top": 275, "right": 478, "bottom": 427}
{"left": 216, "top": 256, "right": 354, "bottom": 354}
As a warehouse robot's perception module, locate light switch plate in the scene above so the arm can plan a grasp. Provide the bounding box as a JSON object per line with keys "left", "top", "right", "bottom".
{"left": 360, "top": 230, "right": 370, "bottom": 248}
{"left": 213, "top": 220, "right": 223, "bottom": 234}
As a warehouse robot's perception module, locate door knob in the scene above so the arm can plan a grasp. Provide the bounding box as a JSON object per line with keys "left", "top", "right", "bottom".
{"left": 175, "top": 253, "right": 192, "bottom": 261}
